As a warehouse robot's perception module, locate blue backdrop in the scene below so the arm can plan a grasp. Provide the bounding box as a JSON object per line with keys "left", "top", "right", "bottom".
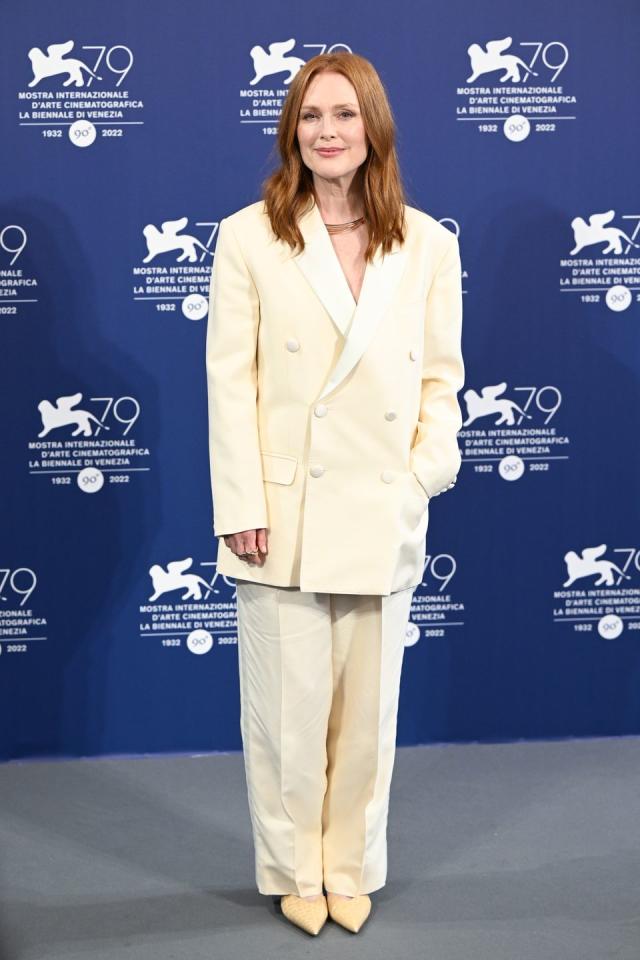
{"left": 2, "top": 0, "right": 639, "bottom": 761}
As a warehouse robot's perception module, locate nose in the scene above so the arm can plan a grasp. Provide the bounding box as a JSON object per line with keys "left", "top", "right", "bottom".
{"left": 319, "top": 115, "right": 337, "bottom": 139}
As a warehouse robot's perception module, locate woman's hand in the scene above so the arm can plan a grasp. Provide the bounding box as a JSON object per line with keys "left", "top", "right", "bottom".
{"left": 223, "top": 528, "right": 269, "bottom": 566}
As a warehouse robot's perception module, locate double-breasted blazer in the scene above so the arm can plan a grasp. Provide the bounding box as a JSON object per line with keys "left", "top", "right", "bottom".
{"left": 205, "top": 195, "right": 464, "bottom": 595}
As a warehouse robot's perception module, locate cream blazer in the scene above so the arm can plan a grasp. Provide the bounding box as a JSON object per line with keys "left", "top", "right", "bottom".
{"left": 205, "top": 196, "right": 464, "bottom": 595}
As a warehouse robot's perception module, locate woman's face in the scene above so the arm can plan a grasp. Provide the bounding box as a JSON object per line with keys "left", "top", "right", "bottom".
{"left": 296, "top": 71, "right": 369, "bottom": 188}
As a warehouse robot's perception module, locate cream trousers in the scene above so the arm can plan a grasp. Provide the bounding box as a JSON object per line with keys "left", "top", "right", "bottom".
{"left": 234, "top": 578, "right": 415, "bottom": 897}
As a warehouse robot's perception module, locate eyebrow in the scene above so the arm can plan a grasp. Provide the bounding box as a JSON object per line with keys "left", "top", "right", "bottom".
{"left": 300, "top": 102, "right": 358, "bottom": 110}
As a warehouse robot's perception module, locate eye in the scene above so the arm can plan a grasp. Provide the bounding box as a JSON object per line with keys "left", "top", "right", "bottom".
{"left": 300, "top": 110, "right": 356, "bottom": 121}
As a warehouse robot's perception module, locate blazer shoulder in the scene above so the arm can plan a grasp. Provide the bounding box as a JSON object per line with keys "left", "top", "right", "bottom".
{"left": 222, "top": 199, "right": 267, "bottom": 232}
{"left": 404, "top": 204, "right": 458, "bottom": 251}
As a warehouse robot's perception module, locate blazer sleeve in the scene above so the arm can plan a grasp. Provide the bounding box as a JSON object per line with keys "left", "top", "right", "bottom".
{"left": 205, "top": 216, "right": 268, "bottom": 537}
{"left": 410, "top": 231, "right": 465, "bottom": 499}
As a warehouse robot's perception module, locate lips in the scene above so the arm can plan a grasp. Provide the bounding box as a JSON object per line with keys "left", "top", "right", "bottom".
{"left": 316, "top": 148, "right": 343, "bottom": 155}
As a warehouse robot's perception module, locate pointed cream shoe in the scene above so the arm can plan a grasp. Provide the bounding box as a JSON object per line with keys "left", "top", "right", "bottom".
{"left": 280, "top": 893, "right": 328, "bottom": 935}
{"left": 326, "top": 892, "right": 372, "bottom": 932}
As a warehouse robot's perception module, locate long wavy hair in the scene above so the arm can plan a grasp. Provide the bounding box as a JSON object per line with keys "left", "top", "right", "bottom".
{"left": 261, "top": 51, "right": 411, "bottom": 262}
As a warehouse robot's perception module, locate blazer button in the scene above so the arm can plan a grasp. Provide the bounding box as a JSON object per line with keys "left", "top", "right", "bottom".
{"left": 286, "top": 338, "right": 300, "bottom": 352}
{"left": 380, "top": 469, "right": 395, "bottom": 483}
{"left": 384, "top": 410, "right": 397, "bottom": 421}
{"left": 409, "top": 348, "right": 419, "bottom": 361}
{"left": 310, "top": 464, "right": 325, "bottom": 477}
{"left": 314, "top": 404, "right": 328, "bottom": 417}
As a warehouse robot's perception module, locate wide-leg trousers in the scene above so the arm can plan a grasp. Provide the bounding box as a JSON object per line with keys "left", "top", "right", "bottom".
{"left": 234, "top": 578, "right": 415, "bottom": 897}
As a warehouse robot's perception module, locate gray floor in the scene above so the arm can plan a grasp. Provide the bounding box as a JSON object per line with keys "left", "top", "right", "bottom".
{"left": 0, "top": 736, "right": 639, "bottom": 959}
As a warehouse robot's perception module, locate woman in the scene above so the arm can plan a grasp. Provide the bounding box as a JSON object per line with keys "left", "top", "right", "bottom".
{"left": 206, "top": 51, "right": 464, "bottom": 935}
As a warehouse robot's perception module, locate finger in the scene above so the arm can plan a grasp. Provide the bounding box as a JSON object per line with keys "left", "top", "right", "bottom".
{"left": 239, "top": 530, "right": 262, "bottom": 565}
{"left": 256, "top": 528, "right": 268, "bottom": 554}
{"left": 228, "top": 534, "right": 249, "bottom": 559}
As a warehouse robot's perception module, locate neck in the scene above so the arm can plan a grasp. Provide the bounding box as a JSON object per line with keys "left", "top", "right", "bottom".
{"left": 312, "top": 184, "right": 364, "bottom": 225}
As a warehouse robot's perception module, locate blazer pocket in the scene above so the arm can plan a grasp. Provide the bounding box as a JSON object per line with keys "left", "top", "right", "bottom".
{"left": 261, "top": 451, "right": 298, "bottom": 485}
{"left": 409, "top": 470, "right": 430, "bottom": 504}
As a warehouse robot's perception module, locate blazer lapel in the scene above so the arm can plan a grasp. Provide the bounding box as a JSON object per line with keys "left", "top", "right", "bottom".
{"left": 292, "top": 197, "right": 408, "bottom": 401}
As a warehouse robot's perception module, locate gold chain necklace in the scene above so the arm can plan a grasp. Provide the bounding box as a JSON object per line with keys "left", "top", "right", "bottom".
{"left": 324, "top": 216, "right": 366, "bottom": 235}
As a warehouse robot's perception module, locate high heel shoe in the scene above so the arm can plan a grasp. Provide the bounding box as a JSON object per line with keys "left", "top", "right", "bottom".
{"left": 280, "top": 893, "right": 328, "bottom": 935}
{"left": 326, "top": 891, "right": 372, "bottom": 932}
